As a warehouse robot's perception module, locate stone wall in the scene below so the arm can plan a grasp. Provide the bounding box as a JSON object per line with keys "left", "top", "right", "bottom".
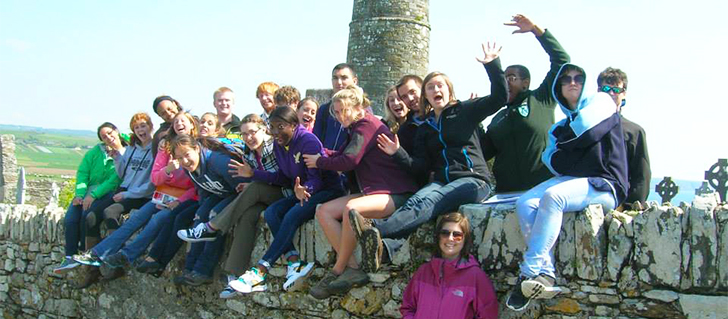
{"left": 0, "top": 135, "right": 18, "bottom": 203}
{"left": 1, "top": 194, "right": 727, "bottom": 319}
{"left": 347, "top": 0, "right": 430, "bottom": 116}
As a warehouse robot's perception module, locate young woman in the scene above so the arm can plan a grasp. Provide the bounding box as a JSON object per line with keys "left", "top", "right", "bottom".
{"left": 400, "top": 212, "right": 498, "bottom": 319}
{"left": 53, "top": 123, "right": 123, "bottom": 275}
{"left": 355, "top": 42, "right": 506, "bottom": 272}
{"left": 72, "top": 112, "right": 200, "bottom": 279}
{"left": 151, "top": 95, "right": 183, "bottom": 158}
{"left": 228, "top": 106, "right": 344, "bottom": 294}
{"left": 178, "top": 113, "right": 291, "bottom": 298}
{"left": 506, "top": 64, "right": 628, "bottom": 311}
{"left": 169, "top": 134, "right": 247, "bottom": 286}
{"left": 306, "top": 85, "right": 418, "bottom": 299}
{"left": 97, "top": 113, "right": 156, "bottom": 236}
{"left": 383, "top": 87, "right": 409, "bottom": 139}
{"left": 297, "top": 97, "right": 318, "bottom": 132}
{"left": 199, "top": 112, "right": 224, "bottom": 138}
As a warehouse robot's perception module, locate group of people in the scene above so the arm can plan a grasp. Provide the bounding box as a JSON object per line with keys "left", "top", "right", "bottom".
{"left": 52, "top": 14, "right": 650, "bottom": 318}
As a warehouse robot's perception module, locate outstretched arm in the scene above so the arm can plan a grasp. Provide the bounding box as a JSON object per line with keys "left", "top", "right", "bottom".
{"left": 461, "top": 42, "right": 507, "bottom": 122}
{"left": 504, "top": 14, "right": 544, "bottom": 36}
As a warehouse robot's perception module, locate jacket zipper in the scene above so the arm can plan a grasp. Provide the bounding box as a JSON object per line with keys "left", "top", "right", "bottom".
{"left": 435, "top": 115, "right": 450, "bottom": 183}
{"left": 461, "top": 147, "right": 474, "bottom": 172}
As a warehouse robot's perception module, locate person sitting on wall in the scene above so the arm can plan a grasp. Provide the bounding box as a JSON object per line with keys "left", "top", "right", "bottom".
{"left": 313, "top": 63, "right": 359, "bottom": 152}
{"left": 255, "top": 81, "right": 280, "bottom": 125}
{"left": 597, "top": 67, "right": 651, "bottom": 210}
{"left": 274, "top": 85, "right": 301, "bottom": 110}
{"left": 480, "top": 14, "right": 570, "bottom": 194}
{"left": 506, "top": 63, "right": 629, "bottom": 311}
{"left": 213, "top": 87, "right": 241, "bottom": 138}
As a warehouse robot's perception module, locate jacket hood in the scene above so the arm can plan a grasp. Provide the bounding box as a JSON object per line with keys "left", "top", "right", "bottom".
{"left": 428, "top": 255, "right": 480, "bottom": 278}
{"left": 552, "top": 63, "right": 591, "bottom": 118}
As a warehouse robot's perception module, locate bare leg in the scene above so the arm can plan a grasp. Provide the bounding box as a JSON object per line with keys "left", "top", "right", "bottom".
{"left": 316, "top": 194, "right": 362, "bottom": 255}
{"left": 333, "top": 194, "right": 395, "bottom": 274}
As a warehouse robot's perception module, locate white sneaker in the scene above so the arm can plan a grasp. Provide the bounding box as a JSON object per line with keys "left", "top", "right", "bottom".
{"left": 219, "top": 275, "right": 241, "bottom": 298}
{"left": 229, "top": 268, "right": 267, "bottom": 293}
{"left": 283, "top": 261, "right": 314, "bottom": 292}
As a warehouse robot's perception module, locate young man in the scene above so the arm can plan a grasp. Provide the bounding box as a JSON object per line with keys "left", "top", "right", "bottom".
{"left": 273, "top": 86, "right": 301, "bottom": 110}
{"left": 313, "top": 63, "right": 358, "bottom": 151}
{"left": 396, "top": 75, "right": 422, "bottom": 114}
{"left": 214, "top": 87, "right": 241, "bottom": 137}
{"left": 597, "top": 67, "right": 651, "bottom": 209}
{"left": 480, "top": 14, "right": 570, "bottom": 193}
{"left": 256, "top": 82, "right": 279, "bottom": 124}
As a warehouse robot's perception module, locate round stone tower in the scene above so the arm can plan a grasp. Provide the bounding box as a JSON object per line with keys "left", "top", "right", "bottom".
{"left": 347, "top": 0, "right": 430, "bottom": 116}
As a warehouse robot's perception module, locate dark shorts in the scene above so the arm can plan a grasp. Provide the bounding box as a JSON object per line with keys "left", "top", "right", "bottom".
{"left": 391, "top": 192, "right": 413, "bottom": 209}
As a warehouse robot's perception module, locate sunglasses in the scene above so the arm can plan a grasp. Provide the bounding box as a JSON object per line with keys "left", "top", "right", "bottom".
{"left": 600, "top": 85, "right": 626, "bottom": 94}
{"left": 438, "top": 229, "right": 464, "bottom": 242}
{"left": 559, "top": 74, "right": 585, "bottom": 85}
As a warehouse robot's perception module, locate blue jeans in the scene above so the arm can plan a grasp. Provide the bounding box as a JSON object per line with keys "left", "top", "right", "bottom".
{"left": 91, "top": 201, "right": 160, "bottom": 258}
{"left": 118, "top": 200, "right": 199, "bottom": 263}
{"left": 258, "top": 189, "right": 344, "bottom": 269}
{"left": 185, "top": 195, "right": 235, "bottom": 276}
{"left": 377, "top": 177, "right": 491, "bottom": 257}
{"left": 63, "top": 192, "right": 114, "bottom": 256}
{"left": 148, "top": 200, "right": 199, "bottom": 267}
{"left": 516, "top": 176, "right": 616, "bottom": 278}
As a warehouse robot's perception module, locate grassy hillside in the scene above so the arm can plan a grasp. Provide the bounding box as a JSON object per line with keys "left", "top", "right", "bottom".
{"left": 0, "top": 127, "right": 99, "bottom": 177}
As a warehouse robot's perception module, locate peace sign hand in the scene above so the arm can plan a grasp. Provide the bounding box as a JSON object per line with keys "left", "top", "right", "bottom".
{"left": 475, "top": 42, "right": 502, "bottom": 65}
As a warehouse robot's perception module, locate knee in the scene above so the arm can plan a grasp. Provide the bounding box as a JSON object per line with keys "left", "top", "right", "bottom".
{"left": 540, "top": 189, "right": 566, "bottom": 212}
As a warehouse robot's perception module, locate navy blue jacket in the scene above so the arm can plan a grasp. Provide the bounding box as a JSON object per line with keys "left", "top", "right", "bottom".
{"left": 313, "top": 101, "right": 348, "bottom": 151}
{"left": 542, "top": 64, "right": 629, "bottom": 204}
{"left": 187, "top": 147, "right": 248, "bottom": 200}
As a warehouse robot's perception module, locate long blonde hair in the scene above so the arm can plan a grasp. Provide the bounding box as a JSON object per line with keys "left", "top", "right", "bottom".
{"left": 330, "top": 85, "right": 370, "bottom": 123}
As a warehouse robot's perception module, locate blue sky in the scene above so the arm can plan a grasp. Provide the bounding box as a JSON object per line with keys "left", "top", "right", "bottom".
{"left": 1, "top": 0, "right": 726, "bottom": 181}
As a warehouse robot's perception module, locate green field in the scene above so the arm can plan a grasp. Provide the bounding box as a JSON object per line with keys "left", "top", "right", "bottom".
{"left": 0, "top": 128, "right": 99, "bottom": 178}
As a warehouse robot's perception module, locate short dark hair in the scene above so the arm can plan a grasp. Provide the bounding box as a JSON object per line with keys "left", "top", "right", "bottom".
{"left": 597, "top": 67, "right": 628, "bottom": 90}
{"left": 433, "top": 212, "right": 473, "bottom": 261}
{"left": 507, "top": 65, "right": 531, "bottom": 80}
{"left": 332, "top": 63, "right": 357, "bottom": 78}
{"left": 269, "top": 105, "right": 299, "bottom": 126}
{"left": 395, "top": 74, "right": 423, "bottom": 91}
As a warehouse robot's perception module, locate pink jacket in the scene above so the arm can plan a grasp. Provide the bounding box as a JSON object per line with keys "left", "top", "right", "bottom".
{"left": 401, "top": 255, "right": 498, "bottom": 319}
{"left": 151, "top": 149, "right": 198, "bottom": 202}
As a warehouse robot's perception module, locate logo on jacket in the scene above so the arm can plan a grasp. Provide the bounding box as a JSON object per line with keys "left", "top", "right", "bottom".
{"left": 293, "top": 152, "right": 301, "bottom": 164}
{"left": 517, "top": 101, "right": 529, "bottom": 117}
{"left": 452, "top": 289, "right": 464, "bottom": 297}
{"left": 199, "top": 175, "right": 225, "bottom": 195}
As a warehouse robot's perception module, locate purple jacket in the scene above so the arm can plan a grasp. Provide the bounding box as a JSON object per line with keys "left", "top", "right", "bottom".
{"left": 253, "top": 125, "right": 342, "bottom": 194}
{"left": 317, "top": 113, "right": 417, "bottom": 195}
{"left": 401, "top": 255, "right": 498, "bottom": 319}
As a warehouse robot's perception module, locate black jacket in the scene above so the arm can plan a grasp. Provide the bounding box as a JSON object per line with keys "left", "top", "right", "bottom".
{"left": 393, "top": 58, "right": 507, "bottom": 185}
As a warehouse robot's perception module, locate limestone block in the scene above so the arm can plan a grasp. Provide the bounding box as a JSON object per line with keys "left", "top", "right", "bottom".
{"left": 588, "top": 293, "right": 620, "bottom": 304}
{"left": 340, "top": 286, "right": 386, "bottom": 316}
{"left": 643, "top": 290, "right": 679, "bottom": 303}
{"left": 313, "top": 217, "right": 335, "bottom": 266}
{"left": 716, "top": 204, "right": 728, "bottom": 289}
{"left": 459, "top": 203, "right": 492, "bottom": 252}
{"left": 575, "top": 205, "right": 606, "bottom": 281}
{"left": 620, "top": 298, "right": 687, "bottom": 319}
{"left": 544, "top": 297, "right": 581, "bottom": 314}
{"left": 382, "top": 299, "right": 400, "bottom": 318}
{"left": 633, "top": 205, "right": 684, "bottom": 288}
{"left": 687, "top": 195, "right": 719, "bottom": 288}
{"left": 607, "top": 211, "right": 636, "bottom": 281}
{"left": 556, "top": 213, "right": 577, "bottom": 277}
{"left": 477, "top": 203, "right": 525, "bottom": 271}
{"left": 678, "top": 294, "right": 728, "bottom": 319}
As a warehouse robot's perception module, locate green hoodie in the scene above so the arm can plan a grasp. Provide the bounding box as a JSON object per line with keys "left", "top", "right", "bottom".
{"left": 74, "top": 144, "right": 122, "bottom": 199}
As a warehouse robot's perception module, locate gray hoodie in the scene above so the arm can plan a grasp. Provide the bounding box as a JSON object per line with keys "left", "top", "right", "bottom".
{"left": 114, "top": 142, "right": 155, "bottom": 199}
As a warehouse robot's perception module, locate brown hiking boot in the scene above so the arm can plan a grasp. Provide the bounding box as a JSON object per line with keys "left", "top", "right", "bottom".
{"left": 349, "top": 209, "right": 383, "bottom": 272}
{"left": 309, "top": 272, "right": 337, "bottom": 300}
{"left": 327, "top": 267, "right": 370, "bottom": 295}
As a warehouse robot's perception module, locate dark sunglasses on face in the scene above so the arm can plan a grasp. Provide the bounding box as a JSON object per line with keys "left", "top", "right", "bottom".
{"left": 438, "top": 229, "right": 464, "bottom": 242}
{"left": 600, "top": 85, "right": 626, "bottom": 94}
{"left": 559, "top": 74, "right": 585, "bottom": 85}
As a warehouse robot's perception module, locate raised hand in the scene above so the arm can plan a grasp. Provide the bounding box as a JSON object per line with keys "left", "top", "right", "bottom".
{"left": 293, "top": 177, "right": 311, "bottom": 206}
{"left": 376, "top": 133, "right": 400, "bottom": 156}
{"left": 165, "top": 158, "right": 180, "bottom": 175}
{"left": 504, "top": 14, "right": 543, "bottom": 36}
{"left": 302, "top": 153, "right": 321, "bottom": 169}
{"left": 228, "top": 159, "right": 253, "bottom": 178}
{"left": 475, "top": 42, "right": 502, "bottom": 65}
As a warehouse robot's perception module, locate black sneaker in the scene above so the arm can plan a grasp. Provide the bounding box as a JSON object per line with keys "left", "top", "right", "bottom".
{"left": 136, "top": 260, "right": 162, "bottom": 275}
{"left": 173, "top": 270, "right": 194, "bottom": 285}
{"left": 522, "top": 274, "right": 562, "bottom": 299}
{"left": 309, "top": 272, "right": 338, "bottom": 300}
{"left": 103, "top": 251, "right": 130, "bottom": 269}
{"left": 183, "top": 271, "right": 213, "bottom": 286}
{"left": 327, "top": 267, "right": 370, "bottom": 295}
{"left": 177, "top": 223, "right": 217, "bottom": 242}
{"left": 506, "top": 276, "right": 531, "bottom": 311}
